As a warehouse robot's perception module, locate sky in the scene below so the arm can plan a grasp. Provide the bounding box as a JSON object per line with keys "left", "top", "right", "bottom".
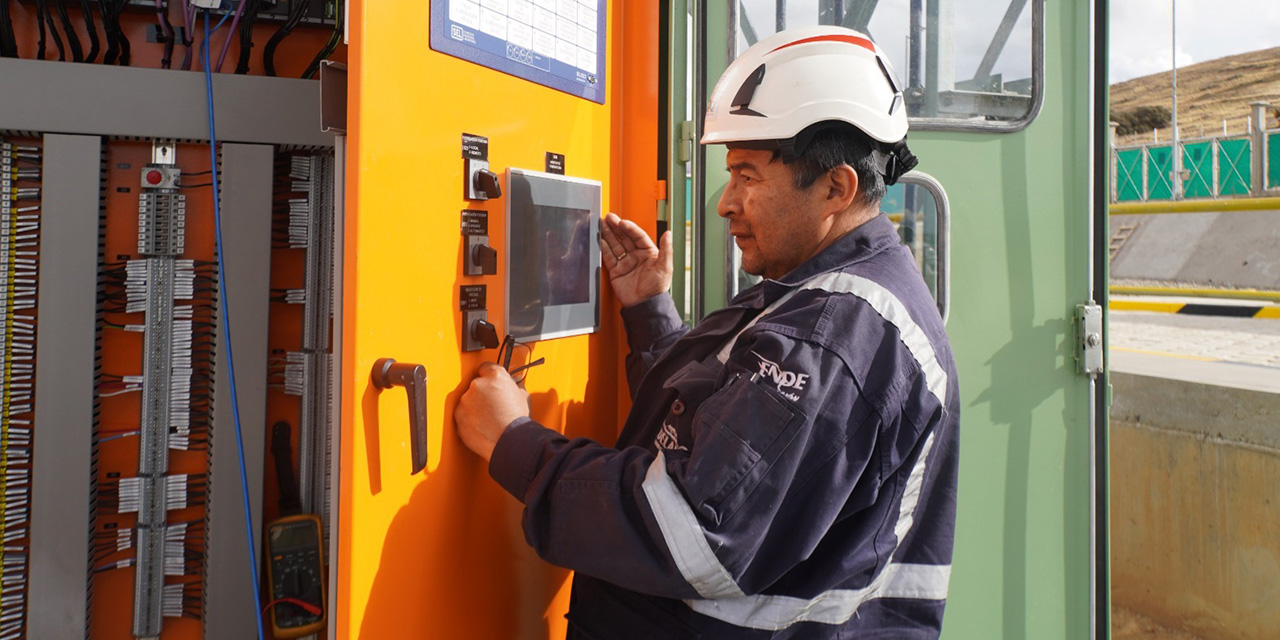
{"left": 1110, "top": 0, "right": 1280, "bottom": 82}
{"left": 731, "top": 0, "right": 1280, "bottom": 87}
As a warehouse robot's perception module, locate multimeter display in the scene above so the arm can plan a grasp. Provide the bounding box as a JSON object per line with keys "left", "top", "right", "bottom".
{"left": 270, "top": 520, "right": 318, "bottom": 552}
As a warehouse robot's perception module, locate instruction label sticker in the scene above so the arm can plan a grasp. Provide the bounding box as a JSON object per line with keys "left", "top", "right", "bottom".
{"left": 430, "top": 0, "right": 607, "bottom": 104}
{"left": 462, "top": 133, "right": 489, "bottom": 160}
{"left": 545, "top": 152, "right": 565, "bottom": 175}
{"left": 460, "top": 210, "right": 489, "bottom": 236}
{"left": 460, "top": 285, "right": 487, "bottom": 310}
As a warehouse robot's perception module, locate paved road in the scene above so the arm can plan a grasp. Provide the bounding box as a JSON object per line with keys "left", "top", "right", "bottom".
{"left": 1109, "top": 309, "right": 1280, "bottom": 393}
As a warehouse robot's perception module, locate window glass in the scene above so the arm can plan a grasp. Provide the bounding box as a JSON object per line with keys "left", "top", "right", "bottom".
{"left": 731, "top": 0, "right": 1039, "bottom": 125}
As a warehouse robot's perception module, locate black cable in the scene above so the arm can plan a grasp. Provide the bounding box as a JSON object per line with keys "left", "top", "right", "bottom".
{"left": 234, "top": 0, "right": 262, "bottom": 74}
{"left": 79, "top": 0, "right": 100, "bottom": 62}
{"left": 261, "top": 0, "right": 309, "bottom": 77}
{"left": 100, "top": 0, "right": 118, "bottom": 63}
{"left": 34, "top": 0, "right": 50, "bottom": 59}
{"left": 0, "top": 0, "right": 19, "bottom": 58}
{"left": 42, "top": 0, "right": 66, "bottom": 61}
{"left": 53, "top": 0, "right": 84, "bottom": 62}
{"left": 301, "top": 1, "right": 342, "bottom": 80}
{"left": 113, "top": 0, "right": 130, "bottom": 65}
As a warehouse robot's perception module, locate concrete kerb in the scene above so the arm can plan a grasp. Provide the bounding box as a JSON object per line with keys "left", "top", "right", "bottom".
{"left": 1111, "top": 291, "right": 1280, "bottom": 319}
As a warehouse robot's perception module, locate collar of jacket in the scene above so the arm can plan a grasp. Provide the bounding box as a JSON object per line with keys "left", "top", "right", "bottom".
{"left": 734, "top": 213, "right": 902, "bottom": 309}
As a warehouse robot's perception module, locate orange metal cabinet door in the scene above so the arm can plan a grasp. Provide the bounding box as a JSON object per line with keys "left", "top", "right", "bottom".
{"left": 339, "top": 1, "right": 661, "bottom": 638}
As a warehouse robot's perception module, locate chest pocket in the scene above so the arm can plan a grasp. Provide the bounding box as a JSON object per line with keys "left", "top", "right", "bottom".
{"left": 683, "top": 372, "right": 805, "bottom": 526}
{"left": 658, "top": 360, "right": 722, "bottom": 452}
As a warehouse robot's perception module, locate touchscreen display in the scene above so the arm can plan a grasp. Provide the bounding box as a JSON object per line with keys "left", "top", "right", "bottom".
{"left": 510, "top": 206, "right": 592, "bottom": 331}
{"left": 506, "top": 169, "right": 600, "bottom": 342}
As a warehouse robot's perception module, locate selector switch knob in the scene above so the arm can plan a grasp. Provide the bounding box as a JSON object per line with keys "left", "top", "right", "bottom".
{"left": 471, "top": 319, "right": 500, "bottom": 350}
{"left": 469, "top": 241, "right": 498, "bottom": 276}
{"left": 473, "top": 168, "right": 502, "bottom": 200}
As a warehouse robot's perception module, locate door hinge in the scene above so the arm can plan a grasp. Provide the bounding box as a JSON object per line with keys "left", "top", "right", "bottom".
{"left": 677, "top": 121, "right": 695, "bottom": 164}
{"left": 1075, "top": 303, "right": 1104, "bottom": 376}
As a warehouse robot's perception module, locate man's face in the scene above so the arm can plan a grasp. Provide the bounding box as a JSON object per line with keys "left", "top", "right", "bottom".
{"left": 718, "top": 148, "right": 830, "bottom": 281}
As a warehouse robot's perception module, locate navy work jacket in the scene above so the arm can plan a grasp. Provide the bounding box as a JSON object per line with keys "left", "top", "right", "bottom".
{"left": 490, "top": 214, "right": 961, "bottom": 639}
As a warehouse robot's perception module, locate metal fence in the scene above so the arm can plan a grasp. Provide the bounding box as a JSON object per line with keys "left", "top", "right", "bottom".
{"left": 1111, "top": 102, "right": 1279, "bottom": 203}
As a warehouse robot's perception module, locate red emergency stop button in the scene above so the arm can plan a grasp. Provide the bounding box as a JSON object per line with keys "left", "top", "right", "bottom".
{"left": 145, "top": 170, "right": 164, "bottom": 186}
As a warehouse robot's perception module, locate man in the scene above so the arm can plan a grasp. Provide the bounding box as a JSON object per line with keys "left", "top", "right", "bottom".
{"left": 456, "top": 25, "right": 960, "bottom": 639}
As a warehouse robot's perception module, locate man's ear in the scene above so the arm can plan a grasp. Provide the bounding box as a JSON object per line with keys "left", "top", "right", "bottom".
{"left": 824, "top": 164, "right": 860, "bottom": 215}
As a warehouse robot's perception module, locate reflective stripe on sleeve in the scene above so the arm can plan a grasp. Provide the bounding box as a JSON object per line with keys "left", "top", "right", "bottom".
{"left": 642, "top": 452, "right": 747, "bottom": 599}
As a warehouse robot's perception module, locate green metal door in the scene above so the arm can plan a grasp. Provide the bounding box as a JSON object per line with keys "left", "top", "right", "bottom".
{"left": 685, "top": 0, "right": 1109, "bottom": 637}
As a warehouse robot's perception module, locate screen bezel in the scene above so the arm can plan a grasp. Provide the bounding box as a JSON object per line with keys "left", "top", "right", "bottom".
{"left": 504, "top": 168, "right": 602, "bottom": 343}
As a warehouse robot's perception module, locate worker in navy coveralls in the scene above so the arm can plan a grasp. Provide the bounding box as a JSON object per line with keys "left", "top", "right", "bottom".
{"left": 456, "top": 25, "right": 960, "bottom": 639}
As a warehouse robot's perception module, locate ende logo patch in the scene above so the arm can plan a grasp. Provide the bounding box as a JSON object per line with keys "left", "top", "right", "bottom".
{"left": 753, "top": 353, "right": 810, "bottom": 401}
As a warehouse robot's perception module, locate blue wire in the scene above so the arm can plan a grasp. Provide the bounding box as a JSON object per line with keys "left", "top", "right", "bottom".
{"left": 202, "top": 9, "right": 267, "bottom": 640}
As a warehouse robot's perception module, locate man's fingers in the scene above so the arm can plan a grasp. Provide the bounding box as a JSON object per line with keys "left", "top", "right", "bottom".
{"left": 658, "top": 230, "right": 673, "bottom": 269}
{"left": 477, "top": 361, "right": 509, "bottom": 379}
{"left": 613, "top": 218, "right": 652, "bottom": 254}
{"left": 598, "top": 237, "right": 619, "bottom": 271}
{"left": 599, "top": 213, "right": 628, "bottom": 259}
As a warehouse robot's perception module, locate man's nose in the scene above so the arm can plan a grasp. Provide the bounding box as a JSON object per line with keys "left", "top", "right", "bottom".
{"left": 717, "top": 183, "right": 738, "bottom": 219}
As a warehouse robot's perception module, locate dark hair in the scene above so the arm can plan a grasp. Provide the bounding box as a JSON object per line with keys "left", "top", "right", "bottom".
{"left": 775, "top": 125, "right": 885, "bottom": 209}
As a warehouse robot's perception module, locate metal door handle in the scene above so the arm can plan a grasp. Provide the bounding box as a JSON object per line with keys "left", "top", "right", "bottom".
{"left": 371, "top": 358, "right": 428, "bottom": 474}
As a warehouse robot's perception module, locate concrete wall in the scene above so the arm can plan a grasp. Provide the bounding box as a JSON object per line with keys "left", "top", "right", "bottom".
{"left": 1110, "top": 212, "right": 1280, "bottom": 289}
{"left": 1110, "top": 372, "right": 1280, "bottom": 639}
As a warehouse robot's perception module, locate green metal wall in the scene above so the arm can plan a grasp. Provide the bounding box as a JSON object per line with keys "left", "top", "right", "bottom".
{"left": 929, "top": 1, "right": 1096, "bottom": 635}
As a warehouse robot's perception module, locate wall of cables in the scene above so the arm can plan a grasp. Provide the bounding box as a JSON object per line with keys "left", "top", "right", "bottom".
{"left": 0, "top": 1, "right": 343, "bottom": 637}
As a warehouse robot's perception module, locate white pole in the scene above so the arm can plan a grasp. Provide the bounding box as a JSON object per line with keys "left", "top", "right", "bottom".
{"left": 1171, "top": 0, "right": 1182, "bottom": 199}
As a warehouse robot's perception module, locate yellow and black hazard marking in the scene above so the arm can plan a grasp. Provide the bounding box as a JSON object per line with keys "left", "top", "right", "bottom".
{"left": 1112, "top": 299, "right": 1280, "bottom": 318}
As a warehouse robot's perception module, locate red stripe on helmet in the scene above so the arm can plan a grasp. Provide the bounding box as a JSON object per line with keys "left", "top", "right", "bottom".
{"left": 768, "top": 34, "right": 877, "bottom": 55}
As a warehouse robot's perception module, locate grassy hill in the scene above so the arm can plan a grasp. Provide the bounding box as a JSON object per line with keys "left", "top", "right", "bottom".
{"left": 1111, "top": 46, "right": 1280, "bottom": 146}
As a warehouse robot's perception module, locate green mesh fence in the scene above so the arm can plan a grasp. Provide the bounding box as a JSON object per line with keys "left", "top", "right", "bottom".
{"left": 1115, "top": 149, "right": 1144, "bottom": 201}
{"left": 1181, "top": 141, "right": 1213, "bottom": 198}
{"left": 1269, "top": 132, "right": 1280, "bottom": 189}
{"left": 1217, "top": 137, "right": 1251, "bottom": 196}
{"left": 1146, "top": 146, "right": 1173, "bottom": 200}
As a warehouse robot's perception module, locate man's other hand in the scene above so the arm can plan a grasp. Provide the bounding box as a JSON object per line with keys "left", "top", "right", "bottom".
{"left": 599, "top": 212, "right": 673, "bottom": 308}
{"left": 455, "top": 363, "right": 531, "bottom": 461}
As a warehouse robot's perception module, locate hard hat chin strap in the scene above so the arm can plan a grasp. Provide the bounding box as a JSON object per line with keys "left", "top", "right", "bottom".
{"left": 878, "top": 139, "right": 918, "bottom": 186}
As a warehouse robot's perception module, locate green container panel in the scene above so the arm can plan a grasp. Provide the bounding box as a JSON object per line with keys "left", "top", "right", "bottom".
{"left": 1218, "top": 138, "right": 1252, "bottom": 196}
{"left": 1268, "top": 132, "right": 1280, "bottom": 189}
{"left": 1146, "top": 146, "right": 1173, "bottom": 200}
{"left": 1181, "top": 142, "right": 1213, "bottom": 198}
{"left": 1115, "top": 149, "right": 1144, "bottom": 201}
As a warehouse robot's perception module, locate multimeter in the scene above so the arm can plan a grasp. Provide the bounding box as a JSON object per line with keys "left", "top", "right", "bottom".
{"left": 264, "top": 422, "right": 327, "bottom": 638}
{"left": 265, "top": 515, "right": 326, "bottom": 637}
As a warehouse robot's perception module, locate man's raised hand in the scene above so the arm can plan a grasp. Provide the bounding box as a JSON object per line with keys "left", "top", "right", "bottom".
{"left": 598, "top": 213, "right": 673, "bottom": 308}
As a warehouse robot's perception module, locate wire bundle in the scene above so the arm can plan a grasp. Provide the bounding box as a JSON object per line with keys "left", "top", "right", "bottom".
{"left": 0, "top": 140, "right": 41, "bottom": 640}
{"left": 262, "top": 0, "right": 311, "bottom": 76}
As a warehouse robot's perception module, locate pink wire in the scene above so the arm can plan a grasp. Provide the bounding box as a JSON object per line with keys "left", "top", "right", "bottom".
{"left": 214, "top": 0, "right": 249, "bottom": 72}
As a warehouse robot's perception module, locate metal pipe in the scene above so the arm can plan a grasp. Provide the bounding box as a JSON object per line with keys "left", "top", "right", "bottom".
{"left": 1109, "top": 196, "right": 1280, "bottom": 214}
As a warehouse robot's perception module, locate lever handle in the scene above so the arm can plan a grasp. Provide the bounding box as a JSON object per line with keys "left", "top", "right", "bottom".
{"left": 372, "top": 358, "right": 428, "bottom": 474}
{"left": 473, "top": 168, "right": 502, "bottom": 200}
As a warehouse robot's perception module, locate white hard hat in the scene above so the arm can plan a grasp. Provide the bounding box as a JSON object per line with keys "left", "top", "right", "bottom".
{"left": 703, "top": 25, "right": 909, "bottom": 150}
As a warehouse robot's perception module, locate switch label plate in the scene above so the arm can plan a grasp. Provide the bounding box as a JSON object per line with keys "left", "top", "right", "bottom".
{"left": 462, "top": 134, "right": 489, "bottom": 160}
{"left": 459, "top": 285, "right": 486, "bottom": 311}
{"left": 460, "top": 210, "right": 488, "bottom": 236}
